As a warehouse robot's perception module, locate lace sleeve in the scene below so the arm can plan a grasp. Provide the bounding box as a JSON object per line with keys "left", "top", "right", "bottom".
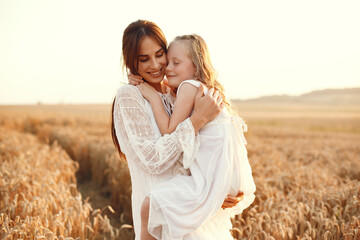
{"left": 113, "top": 85, "right": 200, "bottom": 175}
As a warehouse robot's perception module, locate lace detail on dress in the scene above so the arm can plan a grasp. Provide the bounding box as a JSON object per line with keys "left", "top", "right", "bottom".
{"left": 113, "top": 85, "right": 199, "bottom": 175}
{"left": 160, "top": 93, "right": 173, "bottom": 116}
{"left": 174, "top": 118, "right": 200, "bottom": 169}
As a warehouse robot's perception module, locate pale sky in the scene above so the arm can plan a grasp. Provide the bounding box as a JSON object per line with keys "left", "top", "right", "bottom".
{"left": 1, "top": 0, "right": 359, "bottom": 104}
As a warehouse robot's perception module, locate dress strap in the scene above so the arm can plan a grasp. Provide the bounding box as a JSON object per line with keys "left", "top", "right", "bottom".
{"left": 176, "top": 80, "right": 205, "bottom": 95}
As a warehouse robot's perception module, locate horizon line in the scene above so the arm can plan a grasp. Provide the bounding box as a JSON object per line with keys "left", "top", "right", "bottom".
{"left": 1, "top": 86, "right": 359, "bottom": 106}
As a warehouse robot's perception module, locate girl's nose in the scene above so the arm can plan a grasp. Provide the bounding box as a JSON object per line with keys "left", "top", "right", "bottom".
{"left": 166, "top": 63, "right": 172, "bottom": 71}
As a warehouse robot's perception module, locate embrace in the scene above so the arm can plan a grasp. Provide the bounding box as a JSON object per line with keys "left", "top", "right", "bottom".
{"left": 111, "top": 20, "right": 256, "bottom": 240}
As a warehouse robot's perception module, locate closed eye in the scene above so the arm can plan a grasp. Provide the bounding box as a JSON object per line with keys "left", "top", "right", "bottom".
{"left": 156, "top": 52, "right": 164, "bottom": 57}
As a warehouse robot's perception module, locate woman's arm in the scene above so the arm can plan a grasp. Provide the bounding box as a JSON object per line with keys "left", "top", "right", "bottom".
{"left": 114, "top": 85, "right": 195, "bottom": 174}
{"left": 114, "top": 85, "right": 221, "bottom": 174}
{"left": 138, "top": 82, "right": 198, "bottom": 135}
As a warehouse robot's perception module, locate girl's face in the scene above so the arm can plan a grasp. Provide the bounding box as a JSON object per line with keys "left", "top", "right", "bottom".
{"left": 165, "top": 41, "right": 196, "bottom": 88}
{"left": 137, "top": 36, "right": 167, "bottom": 89}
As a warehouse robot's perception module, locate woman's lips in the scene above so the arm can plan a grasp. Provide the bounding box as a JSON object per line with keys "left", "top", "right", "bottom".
{"left": 148, "top": 68, "right": 163, "bottom": 77}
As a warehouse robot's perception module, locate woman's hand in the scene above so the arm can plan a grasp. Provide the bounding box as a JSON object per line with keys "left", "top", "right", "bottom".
{"left": 137, "top": 82, "right": 158, "bottom": 102}
{"left": 190, "top": 86, "right": 224, "bottom": 133}
{"left": 128, "top": 73, "right": 144, "bottom": 86}
{"left": 221, "top": 192, "right": 244, "bottom": 209}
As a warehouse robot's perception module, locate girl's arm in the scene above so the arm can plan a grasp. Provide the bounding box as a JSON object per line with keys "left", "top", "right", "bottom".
{"left": 115, "top": 85, "right": 198, "bottom": 174}
{"left": 138, "top": 82, "right": 198, "bottom": 135}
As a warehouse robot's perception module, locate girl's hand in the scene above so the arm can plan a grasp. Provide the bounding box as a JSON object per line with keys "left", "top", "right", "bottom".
{"left": 221, "top": 192, "right": 244, "bottom": 209}
{"left": 163, "top": 78, "right": 170, "bottom": 87}
{"left": 128, "top": 73, "right": 144, "bottom": 86}
{"left": 137, "top": 82, "right": 158, "bottom": 101}
{"left": 163, "top": 78, "right": 176, "bottom": 95}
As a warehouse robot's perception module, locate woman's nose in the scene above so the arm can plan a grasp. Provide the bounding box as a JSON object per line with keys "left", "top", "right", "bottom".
{"left": 150, "top": 57, "right": 159, "bottom": 69}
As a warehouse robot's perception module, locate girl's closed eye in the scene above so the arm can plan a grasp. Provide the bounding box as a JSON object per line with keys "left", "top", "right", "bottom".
{"left": 139, "top": 58, "right": 148, "bottom": 62}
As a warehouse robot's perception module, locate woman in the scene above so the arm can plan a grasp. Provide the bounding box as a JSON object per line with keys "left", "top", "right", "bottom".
{"left": 111, "top": 20, "right": 242, "bottom": 239}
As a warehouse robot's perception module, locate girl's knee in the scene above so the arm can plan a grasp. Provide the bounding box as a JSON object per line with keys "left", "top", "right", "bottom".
{"left": 141, "top": 197, "right": 150, "bottom": 219}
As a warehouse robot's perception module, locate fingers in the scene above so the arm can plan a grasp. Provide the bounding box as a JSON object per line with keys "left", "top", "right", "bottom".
{"left": 206, "top": 88, "right": 222, "bottom": 106}
{"left": 132, "top": 74, "right": 143, "bottom": 81}
{"left": 226, "top": 195, "right": 241, "bottom": 203}
{"left": 196, "top": 84, "right": 205, "bottom": 98}
{"left": 222, "top": 200, "right": 236, "bottom": 209}
{"left": 225, "top": 192, "right": 244, "bottom": 204}
{"left": 236, "top": 191, "right": 244, "bottom": 197}
{"left": 216, "top": 95, "right": 222, "bottom": 105}
{"left": 129, "top": 79, "right": 142, "bottom": 86}
{"left": 212, "top": 90, "right": 223, "bottom": 105}
{"left": 128, "top": 73, "right": 144, "bottom": 85}
{"left": 219, "top": 102, "right": 225, "bottom": 110}
{"left": 235, "top": 192, "right": 244, "bottom": 201}
{"left": 206, "top": 88, "right": 214, "bottom": 97}
{"left": 212, "top": 90, "right": 219, "bottom": 100}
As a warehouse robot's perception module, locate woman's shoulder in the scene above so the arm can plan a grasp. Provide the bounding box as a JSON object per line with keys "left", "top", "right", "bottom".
{"left": 115, "top": 84, "right": 144, "bottom": 103}
{"left": 116, "top": 84, "right": 142, "bottom": 97}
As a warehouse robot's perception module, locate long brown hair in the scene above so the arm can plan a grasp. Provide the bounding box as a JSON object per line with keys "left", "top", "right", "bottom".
{"left": 171, "top": 34, "right": 235, "bottom": 113}
{"left": 122, "top": 20, "right": 167, "bottom": 75}
{"left": 111, "top": 20, "right": 168, "bottom": 160}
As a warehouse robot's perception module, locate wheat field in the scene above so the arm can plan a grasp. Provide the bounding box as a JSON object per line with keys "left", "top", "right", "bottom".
{"left": 0, "top": 102, "right": 359, "bottom": 239}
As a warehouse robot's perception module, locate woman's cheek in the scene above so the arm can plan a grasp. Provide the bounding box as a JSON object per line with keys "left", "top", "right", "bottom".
{"left": 160, "top": 55, "right": 167, "bottom": 66}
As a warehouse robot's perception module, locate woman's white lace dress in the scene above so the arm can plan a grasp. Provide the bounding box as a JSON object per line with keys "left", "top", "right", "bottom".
{"left": 113, "top": 84, "right": 247, "bottom": 240}
{"left": 146, "top": 80, "right": 256, "bottom": 240}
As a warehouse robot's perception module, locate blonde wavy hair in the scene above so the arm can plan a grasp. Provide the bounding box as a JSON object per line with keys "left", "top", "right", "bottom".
{"left": 171, "top": 34, "right": 235, "bottom": 113}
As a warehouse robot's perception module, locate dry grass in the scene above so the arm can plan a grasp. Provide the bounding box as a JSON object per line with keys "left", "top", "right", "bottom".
{"left": 231, "top": 126, "right": 360, "bottom": 239}
{"left": 0, "top": 103, "right": 359, "bottom": 239}
{"left": 0, "top": 127, "right": 120, "bottom": 239}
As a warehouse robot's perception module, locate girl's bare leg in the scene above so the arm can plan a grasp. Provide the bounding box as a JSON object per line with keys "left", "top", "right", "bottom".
{"left": 140, "top": 197, "right": 156, "bottom": 240}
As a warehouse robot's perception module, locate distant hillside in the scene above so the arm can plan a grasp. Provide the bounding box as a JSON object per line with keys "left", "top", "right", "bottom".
{"left": 233, "top": 87, "right": 360, "bottom": 105}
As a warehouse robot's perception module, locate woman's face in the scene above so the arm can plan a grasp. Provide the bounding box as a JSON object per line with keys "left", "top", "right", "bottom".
{"left": 166, "top": 41, "right": 196, "bottom": 88}
{"left": 137, "top": 36, "right": 167, "bottom": 87}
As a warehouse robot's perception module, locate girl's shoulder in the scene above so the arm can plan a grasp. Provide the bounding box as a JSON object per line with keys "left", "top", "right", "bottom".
{"left": 176, "top": 80, "right": 204, "bottom": 95}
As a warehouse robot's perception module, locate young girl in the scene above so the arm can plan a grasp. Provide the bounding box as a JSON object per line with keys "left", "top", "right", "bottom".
{"left": 137, "top": 34, "right": 256, "bottom": 240}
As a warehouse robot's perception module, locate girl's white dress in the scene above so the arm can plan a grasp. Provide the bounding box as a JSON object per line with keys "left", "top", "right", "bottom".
{"left": 113, "top": 84, "right": 253, "bottom": 240}
{"left": 147, "top": 80, "right": 256, "bottom": 240}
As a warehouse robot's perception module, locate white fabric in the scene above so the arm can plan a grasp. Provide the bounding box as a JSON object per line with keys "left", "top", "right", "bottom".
{"left": 113, "top": 84, "right": 240, "bottom": 240}
{"left": 148, "top": 80, "right": 256, "bottom": 240}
